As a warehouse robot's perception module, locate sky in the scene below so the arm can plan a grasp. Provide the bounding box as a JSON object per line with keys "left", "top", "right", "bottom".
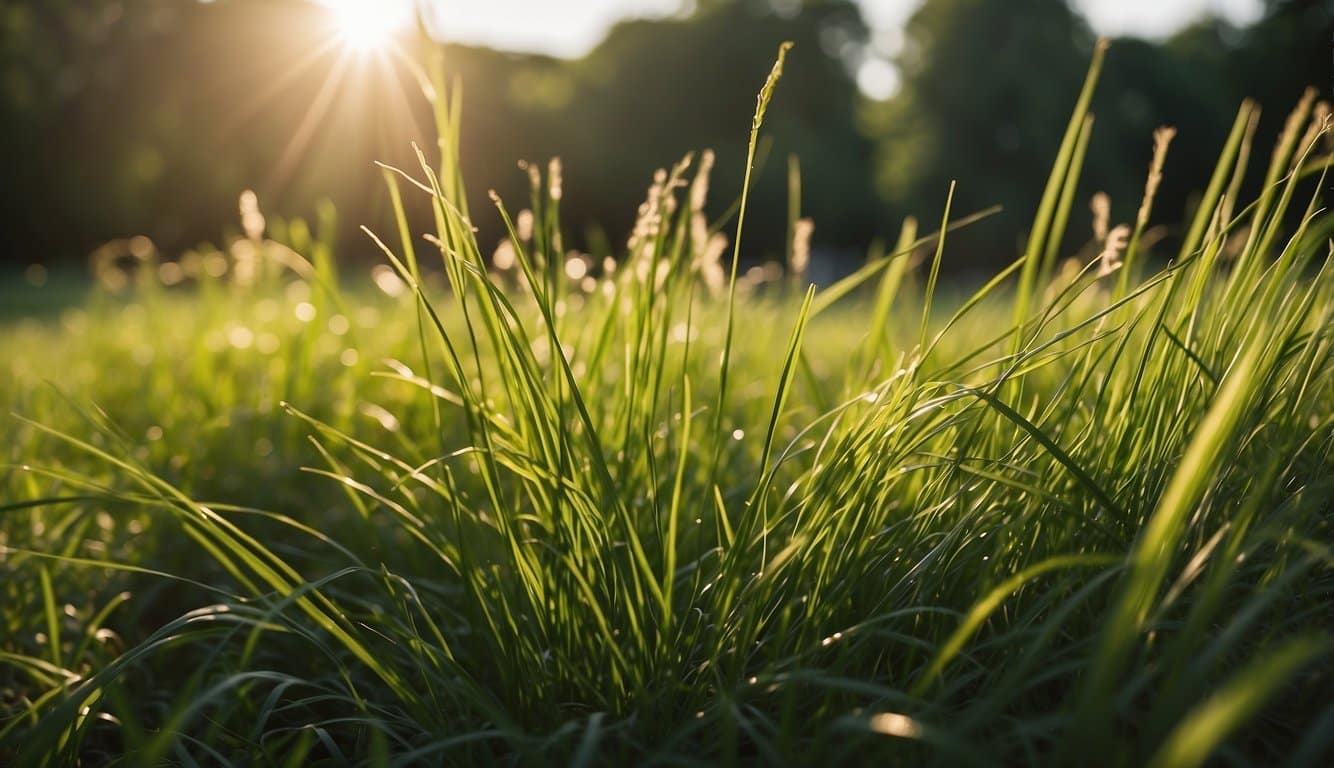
{"left": 418, "top": 0, "right": 1266, "bottom": 59}
{"left": 319, "top": 0, "right": 1266, "bottom": 99}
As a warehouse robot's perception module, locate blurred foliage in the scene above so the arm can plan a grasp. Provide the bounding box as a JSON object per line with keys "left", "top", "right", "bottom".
{"left": 549, "top": 0, "right": 878, "bottom": 254}
{"left": 865, "top": 0, "right": 1093, "bottom": 262}
{"left": 867, "top": 0, "right": 1332, "bottom": 266}
{"left": 0, "top": 0, "right": 1328, "bottom": 271}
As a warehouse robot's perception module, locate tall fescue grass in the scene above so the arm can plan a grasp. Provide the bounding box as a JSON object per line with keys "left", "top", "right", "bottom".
{"left": 3, "top": 40, "right": 1332, "bottom": 766}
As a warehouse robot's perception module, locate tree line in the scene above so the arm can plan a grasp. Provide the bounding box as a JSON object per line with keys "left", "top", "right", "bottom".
{"left": 0, "top": 0, "right": 1326, "bottom": 272}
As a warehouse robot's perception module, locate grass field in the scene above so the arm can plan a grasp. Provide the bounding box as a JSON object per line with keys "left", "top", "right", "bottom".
{"left": 3, "top": 44, "right": 1333, "bottom": 766}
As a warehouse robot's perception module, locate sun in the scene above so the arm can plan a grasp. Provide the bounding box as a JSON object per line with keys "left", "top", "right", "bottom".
{"left": 320, "top": 0, "right": 415, "bottom": 54}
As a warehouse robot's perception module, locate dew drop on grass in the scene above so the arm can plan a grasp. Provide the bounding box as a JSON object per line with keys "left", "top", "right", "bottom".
{"left": 157, "top": 261, "right": 184, "bottom": 286}
{"left": 328, "top": 314, "right": 351, "bottom": 336}
{"left": 869, "top": 712, "right": 922, "bottom": 739}
{"left": 732, "top": 429, "right": 745, "bottom": 441}
{"left": 362, "top": 404, "right": 401, "bottom": 432}
{"left": 203, "top": 254, "right": 228, "bottom": 278}
{"left": 340, "top": 349, "right": 359, "bottom": 367}
{"left": 227, "top": 325, "right": 254, "bottom": 350}
{"left": 372, "top": 264, "right": 406, "bottom": 297}
{"left": 565, "top": 258, "right": 588, "bottom": 281}
{"left": 294, "top": 302, "right": 317, "bottom": 323}
{"left": 256, "top": 333, "right": 280, "bottom": 355}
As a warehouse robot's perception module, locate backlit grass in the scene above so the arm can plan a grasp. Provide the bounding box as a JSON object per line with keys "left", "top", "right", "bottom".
{"left": 2, "top": 42, "right": 1332, "bottom": 766}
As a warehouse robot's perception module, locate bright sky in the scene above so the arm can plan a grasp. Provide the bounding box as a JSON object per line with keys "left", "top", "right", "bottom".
{"left": 422, "top": 0, "right": 682, "bottom": 58}
{"left": 1071, "top": 0, "right": 1263, "bottom": 38}
{"left": 417, "top": 0, "right": 1265, "bottom": 58}
{"left": 318, "top": 0, "right": 1267, "bottom": 99}
{"left": 854, "top": 0, "right": 1266, "bottom": 97}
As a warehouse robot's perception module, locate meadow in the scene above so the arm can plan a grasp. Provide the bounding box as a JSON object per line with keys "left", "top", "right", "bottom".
{"left": 2, "top": 43, "right": 1332, "bottom": 766}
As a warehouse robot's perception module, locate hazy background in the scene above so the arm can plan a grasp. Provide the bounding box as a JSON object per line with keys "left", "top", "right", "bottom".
{"left": 0, "top": 0, "right": 1327, "bottom": 276}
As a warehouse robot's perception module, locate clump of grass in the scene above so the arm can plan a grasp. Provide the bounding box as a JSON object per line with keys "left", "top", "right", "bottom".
{"left": 2, "top": 40, "right": 1331, "bottom": 766}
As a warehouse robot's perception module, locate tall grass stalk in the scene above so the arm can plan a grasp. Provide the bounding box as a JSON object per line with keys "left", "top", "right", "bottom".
{"left": 2, "top": 41, "right": 1330, "bottom": 767}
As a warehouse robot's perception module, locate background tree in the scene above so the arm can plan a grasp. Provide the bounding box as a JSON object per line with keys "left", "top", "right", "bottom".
{"left": 0, "top": 0, "right": 1328, "bottom": 271}
{"left": 573, "top": 0, "right": 877, "bottom": 254}
{"left": 867, "top": 0, "right": 1094, "bottom": 268}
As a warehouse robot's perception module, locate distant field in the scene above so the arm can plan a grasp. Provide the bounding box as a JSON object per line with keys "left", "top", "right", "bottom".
{"left": 0, "top": 268, "right": 91, "bottom": 322}
{"left": 2, "top": 46, "right": 1331, "bottom": 766}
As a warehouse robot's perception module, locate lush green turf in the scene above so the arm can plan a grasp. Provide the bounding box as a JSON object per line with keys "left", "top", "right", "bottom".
{"left": 3, "top": 43, "right": 1332, "bottom": 766}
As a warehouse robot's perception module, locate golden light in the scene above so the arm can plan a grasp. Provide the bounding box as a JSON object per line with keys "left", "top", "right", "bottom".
{"left": 320, "top": 0, "right": 415, "bottom": 54}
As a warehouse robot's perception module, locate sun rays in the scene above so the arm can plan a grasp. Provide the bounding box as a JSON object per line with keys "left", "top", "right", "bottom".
{"left": 320, "top": 0, "right": 416, "bottom": 55}
{"left": 252, "top": 1, "right": 429, "bottom": 195}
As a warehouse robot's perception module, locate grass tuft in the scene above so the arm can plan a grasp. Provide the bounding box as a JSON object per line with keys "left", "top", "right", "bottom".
{"left": 2, "top": 40, "right": 1331, "bottom": 766}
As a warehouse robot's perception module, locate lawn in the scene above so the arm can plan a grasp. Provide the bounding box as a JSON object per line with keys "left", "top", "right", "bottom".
{"left": 2, "top": 44, "right": 1332, "bottom": 766}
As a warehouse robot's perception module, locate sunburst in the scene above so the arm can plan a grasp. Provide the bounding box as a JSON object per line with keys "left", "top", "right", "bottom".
{"left": 320, "top": 0, "right": 415, "bottom": 55}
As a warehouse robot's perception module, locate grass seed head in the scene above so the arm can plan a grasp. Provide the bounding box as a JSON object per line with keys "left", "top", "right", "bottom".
{"left": 516, "top": 209, "right": 535, "bottom": 242}
{"left": 493, "top": 240, "right": 517, "bottom": 272}
{"left": 548, "top": 157, "right": 564, "bottom": 202}
{"left": 1090, "top": 192, "right": 1110, "bottom": 242}
{"left": 697, "top": 232, "right": 728, "bottom": 296}
{"left": 1137, "top": 127, "right": 1176, "bottom": 230}
{"left": 239, "top": 189, "right": 266, "bottom": 242}
{"left": 519, "top": 158, "right": 541, "bottom": 193}
{"left": 690, "top": 149, "right": 715, "bottom": 215}
{"left": 628, "top": 169, "right": 668, "bottom": 255}
{"left": 1294, "top": 101, "right": 1330, "bottom": 166}
{"left": 790, "top": 217, "right": 814, "bottom": 279}
{"left": 1099, "top": 223, "right": 1130, "bottom": 277}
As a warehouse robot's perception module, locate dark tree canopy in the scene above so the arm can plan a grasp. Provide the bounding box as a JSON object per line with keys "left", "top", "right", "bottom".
{"left": 867, "top": 0, "right": 1330, "bottom": 269}
{"left": 867, "top": 0, "right": 1094, "bottom": 264}
{"left": 0, "top": 0, "right": 1327, "bottom": 270}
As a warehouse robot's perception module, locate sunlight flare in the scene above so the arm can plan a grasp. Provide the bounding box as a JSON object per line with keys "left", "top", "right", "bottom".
{"left": 320, "top": 0, "right": 414, "bottom": 54}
